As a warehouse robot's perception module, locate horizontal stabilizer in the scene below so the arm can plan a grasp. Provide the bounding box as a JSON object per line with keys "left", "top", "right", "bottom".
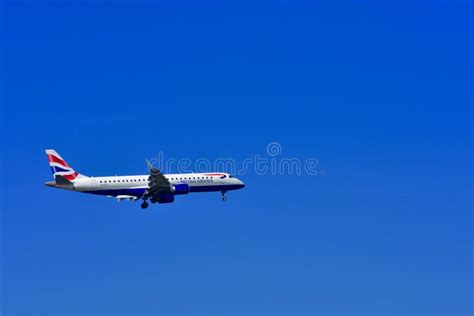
{"left": 55, "top": 174, "right": 73, "bottom": 186}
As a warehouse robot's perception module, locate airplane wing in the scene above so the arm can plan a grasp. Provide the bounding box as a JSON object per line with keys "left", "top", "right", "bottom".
{"left": 142, "top": 160, "right": 172, "bottom": 201}
{"left": 114, "top": 195, "right": 140, "bottom": 201}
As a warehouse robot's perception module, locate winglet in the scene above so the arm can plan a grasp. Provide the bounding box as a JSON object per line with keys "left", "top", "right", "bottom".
{"left": 146, "top": 159, "right": 159, "bottom": 172}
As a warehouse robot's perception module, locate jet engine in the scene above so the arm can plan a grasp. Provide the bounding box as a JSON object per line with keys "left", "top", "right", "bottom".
{"left": 171, "top": 184, "right": 190, "bottom": 195}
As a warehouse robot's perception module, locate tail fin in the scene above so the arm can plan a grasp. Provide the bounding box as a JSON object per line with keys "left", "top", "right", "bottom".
{"left": 45, "top": 149, "right": 87, "bottom": 181}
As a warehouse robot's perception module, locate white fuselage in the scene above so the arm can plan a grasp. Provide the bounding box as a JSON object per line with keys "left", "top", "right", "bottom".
{"left": 47, "top": 172, "right": 245, "bottom": 199}
{"left": 44, "top": 149, "right": 244, "bottom": 206}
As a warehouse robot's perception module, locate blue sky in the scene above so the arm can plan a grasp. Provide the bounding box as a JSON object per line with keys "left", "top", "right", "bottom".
{"left": 2, "top": 1, "right": 472, "bottom": 315}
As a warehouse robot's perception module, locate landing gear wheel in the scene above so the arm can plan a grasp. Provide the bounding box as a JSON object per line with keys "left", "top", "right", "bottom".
{"left": 221, "top": 191, "right": 227, "bottom": 202}
{"left": 141, "top": 201, "right": 149, "bottom": 209}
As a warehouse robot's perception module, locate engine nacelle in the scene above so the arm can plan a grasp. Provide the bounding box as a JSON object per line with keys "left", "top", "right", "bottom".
{"left": 171, "top": 184, "right": 190, "bottom": 195}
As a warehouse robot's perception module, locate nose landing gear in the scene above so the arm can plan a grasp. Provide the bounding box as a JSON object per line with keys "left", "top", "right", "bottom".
{"left": 221, "top": 191, "right": 227, "bottom": 202}
{"left": 141, "top": 201, "right": 149, "bottom": 209}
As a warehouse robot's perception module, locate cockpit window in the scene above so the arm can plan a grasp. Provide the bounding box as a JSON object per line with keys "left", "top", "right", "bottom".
{"left": 229, "top": 174, "right": 233, "bottom": 178}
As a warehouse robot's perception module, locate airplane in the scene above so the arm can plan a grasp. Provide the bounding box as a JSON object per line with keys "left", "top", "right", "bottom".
{"left": 44, "top": 149, "right": 245, "bottom": 209}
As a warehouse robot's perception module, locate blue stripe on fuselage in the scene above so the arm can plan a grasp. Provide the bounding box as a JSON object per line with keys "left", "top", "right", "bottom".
{"left": 189, "top": 184, "right": 244, "bottom": 193}
{"left": 83, "top": 184, "right": 244, "bottom": 197}
{"left": 84, "top": 188, "right": 147, "bottom": 197}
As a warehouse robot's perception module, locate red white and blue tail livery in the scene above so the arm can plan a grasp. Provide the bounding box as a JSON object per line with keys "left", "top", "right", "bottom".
{"left": 46, "top": 149, "right": 85, "bottom": 182}
{"left": 44, "top": 149, "right": 245, "bottom": 209}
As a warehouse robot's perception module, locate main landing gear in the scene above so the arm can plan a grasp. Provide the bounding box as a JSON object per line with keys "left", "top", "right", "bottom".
{"left": 221, "top": 191, "right": 227, "bottom": 202}
{"left": 141, "top": 201, "right": 149, "bottom": 209}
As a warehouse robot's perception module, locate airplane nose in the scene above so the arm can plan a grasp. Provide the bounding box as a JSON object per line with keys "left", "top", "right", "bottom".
{"left": 237, "top": 179, "right": 245, "bottom": 189}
